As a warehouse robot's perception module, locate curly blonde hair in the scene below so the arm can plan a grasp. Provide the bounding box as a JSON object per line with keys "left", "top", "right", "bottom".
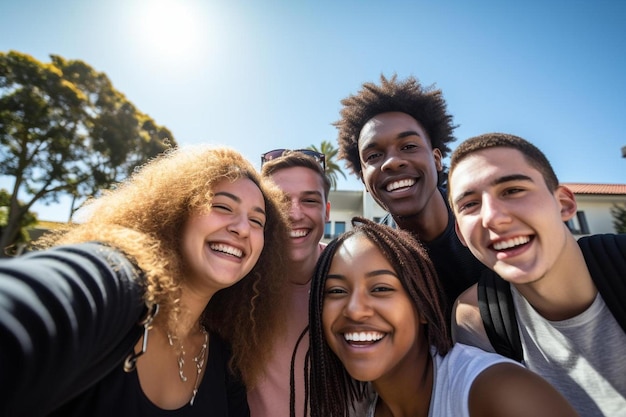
{"left": 39, "top": 145, "right": 291, "bottom": 387}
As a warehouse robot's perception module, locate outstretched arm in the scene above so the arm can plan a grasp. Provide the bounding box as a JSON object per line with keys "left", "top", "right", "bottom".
{"left": 0, "top": 243, "right": 148, "bottom": 416}
{"left": 469, "top": 363, "right": 579, "bottom": 417}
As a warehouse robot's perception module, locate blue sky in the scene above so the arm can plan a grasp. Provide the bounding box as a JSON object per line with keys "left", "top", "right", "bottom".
{"left": 1, "top": 0, "right": 625, "bottom": 222}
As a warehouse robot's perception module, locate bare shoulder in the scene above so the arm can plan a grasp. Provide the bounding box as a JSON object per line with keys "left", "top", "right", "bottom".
{"left": 451, "top": 284, "right": 493, "bottom": 351}
{"left": 455, "top": 284, "right": 479, "bottom": 315}
{"left": 468, "top": 363, "right": 579, "bottom": 417}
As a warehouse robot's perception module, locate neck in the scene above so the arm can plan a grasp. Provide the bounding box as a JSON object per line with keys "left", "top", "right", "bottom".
{"left": 372, "top": 341, "right": 433, "bottom": 417}
{"left": 515, "top": 236, "right": 597, "bottom": 321}
{"left": 288, "top": 243, "right": 324, "bottom": 285}
{"left": 173, "top": 285, "right": 215, "bottom": 337}
{"left": 394, "top": 191, "right": 449, "bottom": 242}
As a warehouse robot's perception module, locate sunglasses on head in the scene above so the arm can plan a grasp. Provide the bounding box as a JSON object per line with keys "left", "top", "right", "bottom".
{"left": 261, "top": 149, "right": 326, "bottom": 170}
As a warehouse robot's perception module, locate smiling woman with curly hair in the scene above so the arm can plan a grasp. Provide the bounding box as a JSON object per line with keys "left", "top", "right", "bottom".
{"left": 1, "top": 145, "right": 291, "bottom": 416}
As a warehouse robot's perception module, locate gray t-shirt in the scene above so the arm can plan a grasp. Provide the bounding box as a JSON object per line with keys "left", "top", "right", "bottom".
{"left": 512, "top": 286, "right": 626, "bottom": 417}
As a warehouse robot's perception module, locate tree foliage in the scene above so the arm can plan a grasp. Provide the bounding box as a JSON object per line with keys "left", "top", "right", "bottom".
{"left": 0, "top": 189, "right": 37, "bottom": 255}
{"left": 611, "top": 203, "right": 626, "bottom": 233}
{"left": 0, "top": 51, "right": 176, "bottom": 255}
{"left": 308, "top": 140, "right": 346, "bottom": 190}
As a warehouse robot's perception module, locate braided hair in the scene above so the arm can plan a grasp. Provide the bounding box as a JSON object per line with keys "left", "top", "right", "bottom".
{"left": 308, "top": 217, "right": 451, "bottom": 417}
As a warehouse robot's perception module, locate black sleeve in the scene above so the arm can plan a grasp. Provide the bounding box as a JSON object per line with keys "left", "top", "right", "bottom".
{"left": 0, "top": 243, "right": 147, "bottom": 417}
{"left": 227, "top": 365, "right": 251, "bottom": 417}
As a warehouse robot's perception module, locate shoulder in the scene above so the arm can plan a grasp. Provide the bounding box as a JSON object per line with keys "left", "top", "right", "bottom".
{"left": 451, "top": 285, "right": 493, "bottom": 351}
{"left": 438, "top": 344, "right": 513, "bottom": 375}
{"left": 468, "top": 362, "right": 578, "bottom": 417}
{"left": 431, "top": 344, "right": 518, "bottom": 415}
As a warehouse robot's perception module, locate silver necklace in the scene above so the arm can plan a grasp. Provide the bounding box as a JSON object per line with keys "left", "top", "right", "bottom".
{"left": 167, "top": 326, "right": 209, "bottom": 406}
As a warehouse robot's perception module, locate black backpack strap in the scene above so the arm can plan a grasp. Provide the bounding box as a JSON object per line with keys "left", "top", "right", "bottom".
{"left": 477, "top": 269, "right": 524, "bottom": 362}
{"left": 578, "top": 234, "right": 626, "bottom": 335}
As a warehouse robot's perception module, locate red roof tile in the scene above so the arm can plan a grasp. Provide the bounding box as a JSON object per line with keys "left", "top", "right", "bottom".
{"left": 563, "top": 183, "right": 626, "bottom": 195}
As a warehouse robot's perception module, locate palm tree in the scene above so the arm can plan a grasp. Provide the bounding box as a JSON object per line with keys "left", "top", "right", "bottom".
{"left": 308, "top": 140, "right": 347, "bottom": 190}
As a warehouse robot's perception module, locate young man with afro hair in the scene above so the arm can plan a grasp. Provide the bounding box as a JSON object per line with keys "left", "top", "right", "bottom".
{"left": 334, "top": 74, "right": 486, "bottom": 314}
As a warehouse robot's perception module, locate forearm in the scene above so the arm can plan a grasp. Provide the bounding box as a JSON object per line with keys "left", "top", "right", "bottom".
{"left": 0, "top": 243, "right": 147, "bottom": 416}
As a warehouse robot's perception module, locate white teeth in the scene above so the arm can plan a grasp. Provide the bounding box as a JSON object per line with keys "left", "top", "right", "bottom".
{"left": 386, "top": 178, "right": 416, "bottom": 192}
{"left": 209, "top": 243, "right": 243, "bottom": 258}
{"left": 344, "top": 332, "right": 385, "bottom": 342}
{"left": 493, "top": 236, "right": 530, "bottom": 250}
{"left": 290, "top": 229, "right": 308, "bottom": 238}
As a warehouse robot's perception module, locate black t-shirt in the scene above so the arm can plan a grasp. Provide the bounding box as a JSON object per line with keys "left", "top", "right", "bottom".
{"left": 51, "top": 332, "right": 249, "bottom": 417}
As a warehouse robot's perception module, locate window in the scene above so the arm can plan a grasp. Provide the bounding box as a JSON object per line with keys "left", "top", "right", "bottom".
{"left": 566, "top": 211, "right": 590, "bottom": 235}
{"left": 334, "top": 221, "right": 346, "bottom": 238}
{"left": 577, "top": 211, "right": 590, "bottom": 234}
{"left": 324, "top": 221, "right": 331, "bottom": 239}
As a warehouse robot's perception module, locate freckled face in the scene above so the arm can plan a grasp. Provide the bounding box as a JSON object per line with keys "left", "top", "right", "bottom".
{"left": 181, "top": 178, "right": 266, "bottom": 295}
{"left": 322, "top": 235, "right": 426, "bottom": 384}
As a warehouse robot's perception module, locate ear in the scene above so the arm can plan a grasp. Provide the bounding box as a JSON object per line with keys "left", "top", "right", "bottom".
{"left": 324, "top": 201, "right": 331, "bottom": 222}
{"left": 556, "top": 185, "right": 577, "bottom": 221}
{"left": 454, "top": 220, "right": 469, "bottom": 247}
{"left": 433, "top": 148, "right": 443, "bottom": 172}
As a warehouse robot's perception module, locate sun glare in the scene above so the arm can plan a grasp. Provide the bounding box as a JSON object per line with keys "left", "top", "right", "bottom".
{"left": 133, "top": 0, "right": 206, "bottom": 64}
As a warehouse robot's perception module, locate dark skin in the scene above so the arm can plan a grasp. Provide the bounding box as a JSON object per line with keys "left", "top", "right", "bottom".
{"left": 469, "top": 363, "right": 579, "bottom": 417}
{"left": 357, "top": 112, "right": 448, "bottom": 242}
{"left": 325, "top": 235, "right": 579, "bottom": 417}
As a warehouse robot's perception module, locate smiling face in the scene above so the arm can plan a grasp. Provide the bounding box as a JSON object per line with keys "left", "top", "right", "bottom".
{"left": 358, "top": 112, "right": 442, "bottom": 218}
{"left": 449, "top": 147, "right": 577, "bottom": 285}
{"left": 181, "top": 177, "right": 266, "bottom": 295}
{"left": 269, "top": 166, "right": 330, "bottom": 265}
{"left": 322, "top": 234, "right": 427, "bottom": 384}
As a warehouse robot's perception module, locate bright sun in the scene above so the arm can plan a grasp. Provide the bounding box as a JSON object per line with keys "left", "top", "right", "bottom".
{"left": 133, "top": 0, "right": 204, "bottom": 63}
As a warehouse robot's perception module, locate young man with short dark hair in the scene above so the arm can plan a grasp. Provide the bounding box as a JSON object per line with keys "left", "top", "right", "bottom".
{"left": 448, "top": 132, "right": 626, "bottom": 417}
{"left": 335, "top": 74, "right": 485, "bottom": 310}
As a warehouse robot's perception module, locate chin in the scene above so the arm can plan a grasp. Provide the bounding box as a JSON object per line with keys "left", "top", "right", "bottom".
{"left": 346, "top": 371, "right": 377, "bottom": 383}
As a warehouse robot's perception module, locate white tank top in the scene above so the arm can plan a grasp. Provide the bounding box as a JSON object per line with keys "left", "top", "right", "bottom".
{"left": 366, "top": 343, "right": 519, "bottom": 417}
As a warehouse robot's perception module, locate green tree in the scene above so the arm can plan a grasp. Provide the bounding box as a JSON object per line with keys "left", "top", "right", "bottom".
{"left": 308, "top": 140, "right": 346, "bottom": 190}
{"left": 0, "top": 189, "right": 37, "bottom": 255}
{"left": 611, "top": 203, "right": 626, "bottom": 233}
{"left": 0, "top": 51, "right": 176, "bottom": 256}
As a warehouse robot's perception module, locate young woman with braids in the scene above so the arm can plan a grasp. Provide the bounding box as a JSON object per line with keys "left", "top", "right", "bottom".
{"left": 0, "top": 145, "right": 291, "bottom": 416}
{"left": 308, "top": 218, "right": 578, "bottom": 417}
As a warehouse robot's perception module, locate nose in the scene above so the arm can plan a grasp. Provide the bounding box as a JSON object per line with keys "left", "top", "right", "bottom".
{"left": 480, "top": 195, "right": 511, "bottom": 230}
{"left": 289, "top": 199, "right": 304, "bottom": 222}
{"left": 380, "top": 152, "right": 407, "bottom": 172}
{"left": 343, "top": 289, "right": 373, "bottom": 322}
{"left": 228, "top": 213, "right": 250, "bottom": 237}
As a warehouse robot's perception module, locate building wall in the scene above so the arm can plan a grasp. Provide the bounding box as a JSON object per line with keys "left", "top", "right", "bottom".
{"left": 572, "top": 194, "right": 625, "bottom": 235}
{"left": 324, "top": 191, "right": 388, "bottom": 241}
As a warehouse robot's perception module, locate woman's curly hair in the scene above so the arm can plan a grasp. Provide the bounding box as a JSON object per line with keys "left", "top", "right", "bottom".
{"left": 38, "top": 145, "right": 291, "bottom": 387}
{"left": 334, "top": 74, "right": 457, "bottom": 184}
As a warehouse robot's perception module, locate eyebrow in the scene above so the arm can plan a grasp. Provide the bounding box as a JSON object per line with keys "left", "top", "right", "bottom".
{"left": 214, "top": 191, "right": 266, "bottom": 216}
{"left": 453, "top": 173, "right": 534, "bottom": 206}
{"left": 361, "top": 130, "right": 422, "bottom": 150}
{"left": 301, "top": 190, "right": 323, "bottom": 198}
{"left": 327, "top": 269, "right": 398, "bottom": 280}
